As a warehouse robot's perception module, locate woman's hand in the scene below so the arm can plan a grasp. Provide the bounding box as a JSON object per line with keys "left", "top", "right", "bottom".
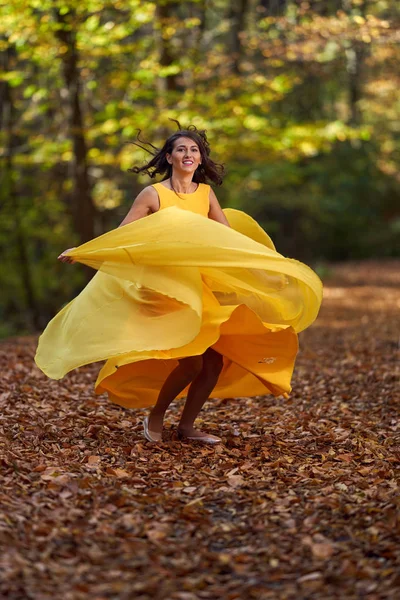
{"left": 58, "top": 248, "right": 77, "bottom": 264}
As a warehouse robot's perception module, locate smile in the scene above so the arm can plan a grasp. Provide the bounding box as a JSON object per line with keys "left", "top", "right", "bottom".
{"left": 183, "top": 160, "right": 194, "bottom": 165}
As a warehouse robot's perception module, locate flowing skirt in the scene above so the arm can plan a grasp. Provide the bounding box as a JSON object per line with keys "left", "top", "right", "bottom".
{"left": 35, "top": 207, "right": 323, "bottom": 408}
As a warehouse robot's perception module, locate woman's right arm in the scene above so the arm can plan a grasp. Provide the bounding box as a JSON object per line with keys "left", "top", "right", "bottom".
{"left": 58, "top": 186, "right": 159, "bottom": 263}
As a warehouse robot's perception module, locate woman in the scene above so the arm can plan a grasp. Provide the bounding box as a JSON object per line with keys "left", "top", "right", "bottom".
{"left": 36, "top": 124, "right": 323, "bottom": 445}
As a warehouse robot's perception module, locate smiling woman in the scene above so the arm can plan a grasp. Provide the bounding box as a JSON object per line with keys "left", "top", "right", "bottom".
{"left": 35, "top": 121, "right": 323, "bottom": 446}
{"left": 129, "top": 121, "right": 224, "bottom": 186}
{"left": 119, "top": 127, "right": 230, "bottom": 228}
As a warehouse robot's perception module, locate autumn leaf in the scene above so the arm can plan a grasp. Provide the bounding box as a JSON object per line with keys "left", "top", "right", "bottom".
{"left": 0, "top": 261, "right": 398, "bottom": 598}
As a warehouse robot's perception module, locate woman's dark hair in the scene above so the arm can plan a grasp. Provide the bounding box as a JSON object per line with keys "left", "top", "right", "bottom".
{"left": 128, "top": 120, "right": 225, "bottom": 185}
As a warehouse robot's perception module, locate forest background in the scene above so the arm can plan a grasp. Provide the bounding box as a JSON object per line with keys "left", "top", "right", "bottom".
{"left": 0, "top": 0, "right": 399, "bottom": 337}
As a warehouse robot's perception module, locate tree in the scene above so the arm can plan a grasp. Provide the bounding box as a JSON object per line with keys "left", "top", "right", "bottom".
{"left": 54, "top": 7, "right": 96, "bottom": 243}
{"left": 0, "top": 0, "right": 399, "bottom": 335}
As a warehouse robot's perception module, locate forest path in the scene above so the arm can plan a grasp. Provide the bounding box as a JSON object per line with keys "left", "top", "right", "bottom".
{"left": 1, "top": 260, "right": 399, "bottom": 599}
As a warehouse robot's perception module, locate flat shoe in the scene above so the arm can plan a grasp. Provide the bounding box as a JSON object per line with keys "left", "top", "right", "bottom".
{"left": 143, "top": 416, "right": 162, "bottom": 442}
{"left": 178, "top": 431, "right": 222, "bottom": 444}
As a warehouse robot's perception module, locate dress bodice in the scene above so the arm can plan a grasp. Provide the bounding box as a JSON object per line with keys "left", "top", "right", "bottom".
{"left": 152, "top": 182, "right": 210, "bottom": 217}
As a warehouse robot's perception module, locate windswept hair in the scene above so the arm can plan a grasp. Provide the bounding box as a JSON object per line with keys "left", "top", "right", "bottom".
{"left": 128, "top": 120, "right": 225, "bottom": 185}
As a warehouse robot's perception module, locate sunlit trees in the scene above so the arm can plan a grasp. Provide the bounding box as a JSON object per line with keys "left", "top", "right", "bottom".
{"left": 0, "top": 0, "right": 399, "bottom": 334}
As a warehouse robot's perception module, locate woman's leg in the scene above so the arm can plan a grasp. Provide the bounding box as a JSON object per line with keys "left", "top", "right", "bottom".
{"left": 178, "top": 348, "right": 223, "bottom": 437}
{"left": 148, "top": 356, "right": 203, "bottom": 434}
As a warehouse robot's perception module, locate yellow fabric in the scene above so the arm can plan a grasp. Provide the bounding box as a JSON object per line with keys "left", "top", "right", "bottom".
{"left": 35, "top": 183, "right": 323, "bottom": 409}
{"left": 153, "top": 182, "right": 210, "bottom": 217}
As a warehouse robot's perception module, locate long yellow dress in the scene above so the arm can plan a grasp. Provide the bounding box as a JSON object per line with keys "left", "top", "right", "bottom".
{"left": 35, "top": 182, "right": 323, "bottom": 408}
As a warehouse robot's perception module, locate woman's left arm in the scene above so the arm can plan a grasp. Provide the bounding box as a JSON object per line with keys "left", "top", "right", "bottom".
{"left": 208, "top": 188, "right": 231, "bottom": 227}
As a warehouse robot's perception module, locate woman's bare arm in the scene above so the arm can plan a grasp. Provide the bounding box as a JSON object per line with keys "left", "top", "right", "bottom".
{"left": 208, "top": 188, "right": 230, "bottom": 227}
{"left": 58, "top": 186, "right": 160, "bottom": 263}
{"left": 118, "top": 185, "right": 159, "bottom": 227}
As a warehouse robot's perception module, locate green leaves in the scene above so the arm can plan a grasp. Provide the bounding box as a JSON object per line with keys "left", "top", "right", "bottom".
{"left": 0, "top": 0, "right": 399, "bottom": 335}
{"left": 0, "top": 70, "right": 25, "bottom": 86}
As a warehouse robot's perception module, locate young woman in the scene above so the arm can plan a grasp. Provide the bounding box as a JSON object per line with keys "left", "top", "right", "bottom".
{"left": 36, "top": 124, "right": 323, "bottom": 444}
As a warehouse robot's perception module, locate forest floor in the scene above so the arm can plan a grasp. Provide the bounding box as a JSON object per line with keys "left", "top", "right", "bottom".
{"left": 0, "top": 260, "right": 399, "bottom": 600}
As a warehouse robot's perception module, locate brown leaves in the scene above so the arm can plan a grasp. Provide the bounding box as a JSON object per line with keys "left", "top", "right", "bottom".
{"left": 145, "top": 522, "right": 172, "bottom": 544}
{"left": 106, "top": 467, "right": 131, "bottom": 478}
{"left": 0, "top": 261, "right": 399, "bottom": 598}
{"left": 87, "top": 455, "right": 101, "bottom": 466}
{"left": 302, "top": 535, "right": 336, "bottom": 560}
{"left": 227, "top": 475, "right": 245, "bottom": 487}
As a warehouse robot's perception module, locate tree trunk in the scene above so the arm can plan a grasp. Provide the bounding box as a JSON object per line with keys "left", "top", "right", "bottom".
{"left": 346, "top": 42, "right": 366, "bottom": 125}
{"left": 155, "top": 1, "right": 179, "bottom": 92}
{"left": 1, "top": 45, "right": 42, "bottom": 330}
{"left": 189, "top": 0, "right": 207, "bottom": 66}
{"left": 230, "top": 0, "right": 251, "bottom": 74}
{"left": 54, "top": 9, "right": 96, "bottom": 244}
{"left": 197, "top": 0, "right": 207, "bottom": 39}
{"left": 258, "top": 0, "right": 287, "bottom": 16}
{"left": 343, "top": 0, "right": 368, "bottom": 125}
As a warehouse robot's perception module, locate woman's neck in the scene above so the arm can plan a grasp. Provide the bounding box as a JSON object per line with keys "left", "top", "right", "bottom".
{"left": 170, "top": 173, "right": 196, "bottom": 193}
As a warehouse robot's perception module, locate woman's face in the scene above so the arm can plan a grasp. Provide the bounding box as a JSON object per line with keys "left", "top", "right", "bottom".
{"left": 166, "top": 136, "right": 202, "bottom": 175}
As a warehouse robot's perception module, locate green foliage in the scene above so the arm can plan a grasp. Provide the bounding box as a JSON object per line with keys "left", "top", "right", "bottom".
{"left": 0, "top": 0, "right": 399, "bottom": 336}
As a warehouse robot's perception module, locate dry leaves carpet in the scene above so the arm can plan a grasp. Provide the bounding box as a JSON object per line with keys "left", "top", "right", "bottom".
{"left": 0, "top": 260, "right": 399, "bottom": 600}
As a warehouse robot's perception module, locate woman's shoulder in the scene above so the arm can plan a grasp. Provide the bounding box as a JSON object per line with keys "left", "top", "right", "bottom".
{"left": 140, "top": 184, "right": 160, "bottom": 196}
{"left": 149, "top": 182, "right": 171, "bottom": 194}
{"left": 133, "top": 185, "right": 159, "bottom": 210}
{"left": 144, "top": 182, "right": 159, "bottom": 190}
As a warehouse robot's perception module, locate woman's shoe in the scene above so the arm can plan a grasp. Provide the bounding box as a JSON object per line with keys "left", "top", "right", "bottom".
{"left": 177, "top": 430, "right": 222, "bottom": 444}
{"left": 143, "top": 416, "right": 162, "bottom": 442}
